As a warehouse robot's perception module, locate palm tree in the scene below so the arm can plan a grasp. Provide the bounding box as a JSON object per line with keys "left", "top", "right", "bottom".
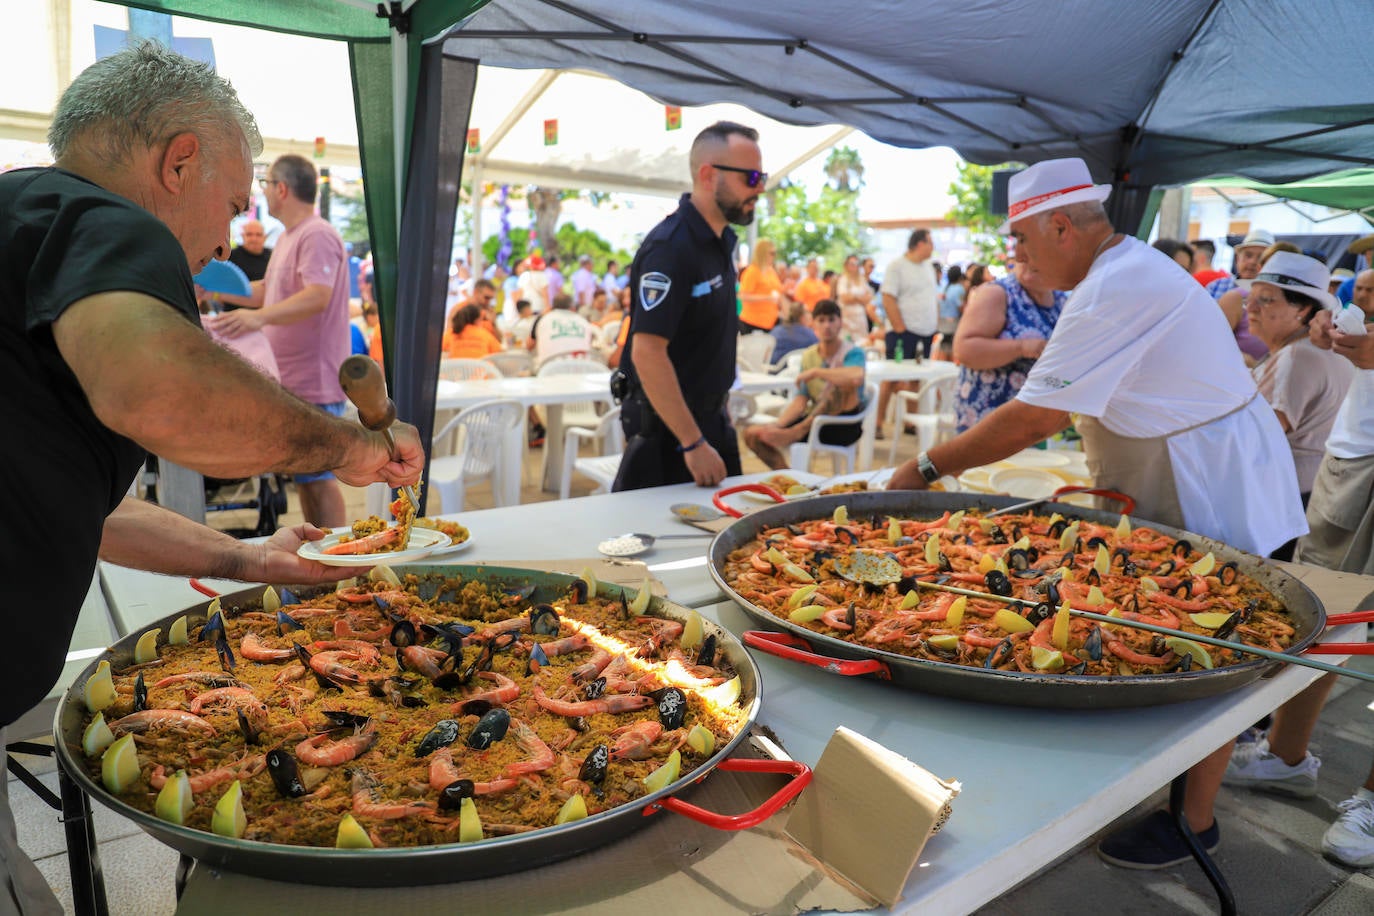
{"left": 824, "top": 147, "right": 865, "bottom": 193}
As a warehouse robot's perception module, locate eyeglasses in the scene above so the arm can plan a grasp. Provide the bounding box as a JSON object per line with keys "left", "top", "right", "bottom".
{"left": 257, "top": 178, "right": 280, "bottom": 190}
{"left": 711, "top": 164, "right": 768, "bottom": 188}
{"left": 1249, "top": 292, "right": 1295, "bottom": 309}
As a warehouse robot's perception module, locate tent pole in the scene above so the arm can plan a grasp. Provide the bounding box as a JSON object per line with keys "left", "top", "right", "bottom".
{"left": 391, "top": 29, "right": 408, "bottom": 243}
{"left": 471, "top": 160, "right": 484, "bottom": 276}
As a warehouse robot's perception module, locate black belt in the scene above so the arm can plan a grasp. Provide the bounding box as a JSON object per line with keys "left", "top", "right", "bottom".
{"left": 627, "top": 392, "right": 727, "bottom": 418}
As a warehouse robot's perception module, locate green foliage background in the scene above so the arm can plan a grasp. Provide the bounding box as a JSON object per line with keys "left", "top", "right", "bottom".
{"left": 946, "top": 161, "right": 1019, "bottom": 262}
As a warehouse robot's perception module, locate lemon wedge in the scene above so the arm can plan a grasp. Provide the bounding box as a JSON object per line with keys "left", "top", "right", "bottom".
{"left": 83, "top": 660, "right": 116, "bottom": 713}
{"left": 1030, "top": 646, "right": 1065, "bottom": 671}
{"left": 976, "top": 553, "right": 996, "bottom": 574}
{"left": 924, "top": 534, "right": 941, "bottom": 566}
{"left": 154, "top": 770, "right": 193, "bottom": 825}
{"left": 1115, "top": 514, "right": 1132, "bottom": 538}
{"left": 785, "top": 484, "right": 811, "bottom": 496}
{"left": 947, "top": 510, "right": 965, "bottom": 529}
{"left": 765, "top": 546, "right": 789, "bottom": 567}
{"left": 629, "top": 578, "right": 652, "bottom": 615}
{"left": 899, "top": 589, "right": 921, "bottom": 609}
{"left": 1165, "top": 637, "right": 1214, "bottom": 669}
{"left": 993, "top": 609, "right": 1035, "bottom": 634}
{"left": 1139, "top": 576, "right": 1159, "bottom": 592}
{"left": 261, "top": 587, "right": 281, "bottom": 614}
{"left": 1052, "top": 601, "right": 1072, "bottom": 651}
{"left": 781, "top": 562, "right": 814, "bottom": 583}
{"left": 680, "top": 611, "right": 704, "bottom": 650}
{"left": 1093, "top": 544, "right": 1111, "bottom": 578}
{"left": 887, "top": 516, "right": 903, "bottom": 543}
{"left": 642, "top": 749, "right": 682, "bottom": 793}
{"left": 579, "top": 567, "right": 598, "bottom": 598}
{"left": 702, "top": 676, "right": 741, "bottom": 708}
{"left": 369, "top": 564, "right": 401, "bottom": 586}
{"left": 100, "top": 733, "right": 140, "bottom": 794}
{"left": 786, "top": 584, "right": 818, "bottom": 609}
{"left": 133, "top": 628, "right": 160, "bottom": 665}
{"left": 832, "top": 504, "right": 849, "bottom": 525}
{"left": 945, "top": 596, "right": 967, "bottom": 627}
{"left": 1086, "top": 585, "right": 1106, "bottom": 606}
{"left": 168, "top": 615, "right": 189, "bottom": 646}
{"left": 555, "top": 794, "right": 588, "bottom": 825}
{"left": 788, "top": 604, "right": 827, "bottom": 623}
{"left": 458, "top": 796, "right": 483, "bottom": 842}
{"left": 1059, "top": 522, "right": 1080, "bottom": 551}
{"left": 212, "top": 780, "right": 247, "bottom": 838}
{"left": 686, "top": 724, "right": 716, "bottom": 756}
{"left": 1011, "top": 536, "right": 1031, "bottom": 551}
{"left": 82, "top": 713, "right": 116, "bottom": 757}
{"left": 336, "top": 813, "right": 373, "bottom": 848}
{"left": 1188, "top": 612, "right": 1234, "bottom": 630}
{"left": 927, "top": 634, "right": 960, "bottom": 652}
{"left": 1189, "top": 552, "right": 1217, "bottom": 577}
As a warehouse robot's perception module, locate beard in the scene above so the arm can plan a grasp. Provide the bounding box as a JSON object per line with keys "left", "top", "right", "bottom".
{"left": 717, "top": 187, "right": 757, "bottom": 226}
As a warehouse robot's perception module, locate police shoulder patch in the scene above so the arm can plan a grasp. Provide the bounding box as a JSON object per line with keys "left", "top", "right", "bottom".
{"left": 639, "top": 272, "right": 672, "bottom": 311}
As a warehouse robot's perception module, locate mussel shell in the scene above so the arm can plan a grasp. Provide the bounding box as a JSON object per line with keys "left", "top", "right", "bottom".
{"left": 415, "top": 719, "right": 461, "bottom": 757}
{"left": 527, "top": 642, "right": 550, "bottom": 676}
{"left": 1067, "top": 661, "right": 1088, "bottom": 675}
{"left": 466, "top": 708, "right": 511, "bottom": 749}
{"left": 1238, "top": 598, "right": 1259, "bottom": 624}
{"left": 1172, "top": 539, "right": 1193, "bottom": 559}
{"left": 618, "top": 588, "right": 631, "bottom": 619}
{"left": 1213, "top": 614, "right": 1239, "bottom": 641}
{"left": 1120, "top": 592, "right": 1141, "bottom": 614}
{"left": 896, "top": 575, "right": 917, "bottom": 594}
{"left": 785, "top": 523, "right": 805, "bottom": 536}
{"left": 237, "top": 709, "right": 261, "bottom": 745}
{"left": 1084, "top": 568, "right": 1101, "bottom": 586}
{"left": 455, "top": 698, "right": 493, "bottom": 718}
{"left": 420, "top": 621, "right": 474, "bottom": 652}
{"left": 1154, "top": 559, "right": 1176, "bottom": 576}
{"left": 1048, "top": 519, "right": 1068, "bottom": 539}
{"left": 582, "top": 676, "right": 607, "bottom": 700}
{"left": 1150, "top": 636, "right": 1168, "bottom": 657}
{"left": 984, "top": 637, "right": 1015, "bottom": 669}
{"left": 845, "top": 601, "right": 857, "bottom": 630}
{"left": 580, "top": 744, "right": 610, "bottom": 784}
{"left": 938, "top": 551, "right": 953, "bottom": 573}
{"left": 894, "top": 536, "right": 914, "bottom": 546}
{"left": 1026, "top": 602, "right": 1053, "bottom": 624}
{"left": 1060, "top": 552, "right": 1075, "bottom": 567}
{"left": 501, "top": 583, "right": 537, "bottom": 601}
{"left": 389, "top": 619, "right": 418, "bottom": 648}
{"left": 278, "top": 587, "right": 299, "bottom": 606}
{"left": 1171, "top": 580, "right": 1192, "bottom": 599}
{"left": 200, "top": 611, "right": 225, "bottom": 644}
{"left": 1083, "top": 626, "right": 1104, "bottom": 661}
{"left": 276, "top": 609, "right": 305, "bottom": 637}
{"left": 1044, "top": 580, "right": 1062, "bottom": 607}
{"left": 438, "top": 779, "right": 475, "bottom": 810}
{"left": 989, "top": 525, "right": 1008, "bottom": 545}
{"left": 133, "top": 673, "right": 148, "bottom": 713}
{"left": 321, "top": 710, "right": 372, "bottom": 730}
{"left": 566, "top": 716, "right": 588, "bottom": 732}
{"left": 530, "top": 604, "right": 561, "bottom": 637}
{"left": 567, "top": 580, "right": 589, "bottom": 604}
{"left": 834, "top": 527, "right": 858, "bottom": 545}
{"left": 265, "top": 748, "right": 308, "bottom": 798}
{"left": 655, "top": 687, "right": 688, "bottom": 730}
{"left": 1006, "top": 548, "right": 1030, "bottom": 571}
{"left": 215, "top": 633, "right": 236, "bottom": 672}
{"left": 1218, "top": 562, "right": 1239, "bottom": 586}
{"left": 1086, "top": 536, "right": 1109, "bottom": 551}
{"left": 695, "top": 633, "right": 718, "bottom": 669}
{"left": 984, "top": 570, "right": 1013, "bottom": 597}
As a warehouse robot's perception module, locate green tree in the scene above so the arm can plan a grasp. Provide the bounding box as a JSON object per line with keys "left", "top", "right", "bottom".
{"left": 759, "top": 179, "right": 866, "bottom": 268}
{"left": 823, "top": 146, "right": 865, "bottom": 193}
{"left": 328, "top": 181, "right": 371, "bottom": 246}
{"left": 946, "top": 161, "right": 1019, "bottom": 262}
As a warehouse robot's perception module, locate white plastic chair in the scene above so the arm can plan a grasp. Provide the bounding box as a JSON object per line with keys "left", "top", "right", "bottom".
{"left": 440, "top": 357, "right": 503, "bottom": 381}
{"left": 788, "top": 382, "right": 880, "bottom": 474}
{"left": 736, "top": 333, "right": 777, "bottom": 372}
{"left": 537, "top": 356, "right": 605, "bottom": 433}
{"left": 599, "top": 319, "right": 623, "bottom": 350}
{"left": 428, "top": 399, "right": 524, "bottom": 513}
{"left": 768, "top": 349, "right": 805, "bottom": 376}
{"left": 887, "top": 374, "right": 958, "bottom": 465}
{"left": 727, "top": 391, "right": 759, "bottom": 429}
{"left": 559, "top": 407, "right": 624, "bottom": 499}
{"left": 481, "top": 350, "right": 532, "bottom": 377}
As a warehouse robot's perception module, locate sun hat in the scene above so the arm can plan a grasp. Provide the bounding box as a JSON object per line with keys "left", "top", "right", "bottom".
{"left": 1238, "top": 250, "right": 1338, "bottom": 311}
{"left": 997, "top": 158, "right": 1112, "bottom": 234}
{"left": 1234, "top": 229, "right": 1275, "bottom": 251}
{"left": 1348, "top": 233, "right": 1374, "bottom": 256}
{"left": 1331, "top": 267, "right": 1356, "bottom": 282}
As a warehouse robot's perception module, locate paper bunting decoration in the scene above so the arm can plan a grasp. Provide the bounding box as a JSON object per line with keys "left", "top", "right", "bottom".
{"left": 466, "top": 129, "right": 481, "bottom": 154}
{"left": 543, "top": 119, "right": 558, "bottom": 146}
{"left": 665, "top": 106, "right": 682, "bottom": 130}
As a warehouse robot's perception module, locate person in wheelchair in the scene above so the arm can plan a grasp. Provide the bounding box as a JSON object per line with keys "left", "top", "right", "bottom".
{"left": 743, "top": 298, "right": 866, "bottom": 469}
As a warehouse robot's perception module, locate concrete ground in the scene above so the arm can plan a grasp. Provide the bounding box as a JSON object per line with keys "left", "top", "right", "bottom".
{"left": 21, "top": 415, "right": 1374, "bottom": 913}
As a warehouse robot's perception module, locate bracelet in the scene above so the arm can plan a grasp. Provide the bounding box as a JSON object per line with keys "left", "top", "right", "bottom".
{"left": 677, "top": 436, "right": 707, "bottom": 453}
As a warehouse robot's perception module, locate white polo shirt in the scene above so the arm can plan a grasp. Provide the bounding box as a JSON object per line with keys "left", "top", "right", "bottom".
{"left": 1017, "top": 236, "right": 1306, "bottom": 556}
{"left": 878, "top": 255, "right": 938, "bottom": 336}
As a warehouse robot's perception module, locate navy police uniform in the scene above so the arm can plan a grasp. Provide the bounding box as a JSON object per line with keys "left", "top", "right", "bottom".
{"left": 612, "top": 194, "right": 742, "bottom": 491}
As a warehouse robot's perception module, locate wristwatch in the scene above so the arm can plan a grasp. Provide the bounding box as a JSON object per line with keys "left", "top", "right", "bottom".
{"left": 916, "top": 451, "right": 941, "bottom": 484}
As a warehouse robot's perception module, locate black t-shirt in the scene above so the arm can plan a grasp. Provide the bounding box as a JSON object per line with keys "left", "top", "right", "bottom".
{"left": 621, "top": 194, "right": 737, "bottom": 411}
{"left": 0, "top": 167, "right": 199, "bottom": 727}
{"left": 228, "top": 245, "right": 272, "bottom": 281}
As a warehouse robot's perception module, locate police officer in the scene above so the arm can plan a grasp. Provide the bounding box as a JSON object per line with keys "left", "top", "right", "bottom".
{"left": 612, "top": 121, "right": 765, "bottom": 491}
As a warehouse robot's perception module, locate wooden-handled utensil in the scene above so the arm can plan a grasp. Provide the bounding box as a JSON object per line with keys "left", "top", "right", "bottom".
{"left": 337, "top": 355, "right": 420, "bottom": 511}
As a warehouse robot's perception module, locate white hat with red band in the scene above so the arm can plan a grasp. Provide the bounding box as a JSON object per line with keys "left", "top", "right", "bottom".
{"left": 997, "top": 158, "right": 1112, "bottom": 234}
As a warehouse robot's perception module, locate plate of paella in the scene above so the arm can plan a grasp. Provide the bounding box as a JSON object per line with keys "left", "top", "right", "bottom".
{"left": 299, "top": 525, "right": 452, "bottom": 567}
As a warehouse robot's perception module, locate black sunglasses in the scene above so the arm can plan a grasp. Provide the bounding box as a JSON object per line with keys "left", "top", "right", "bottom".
{"left": 712, "top": 164, "right": 768, "bottom": 188}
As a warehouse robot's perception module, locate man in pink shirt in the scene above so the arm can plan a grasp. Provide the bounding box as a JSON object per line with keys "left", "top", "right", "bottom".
{"left": 207, "top": 154, "right": 352, "bottom": 527}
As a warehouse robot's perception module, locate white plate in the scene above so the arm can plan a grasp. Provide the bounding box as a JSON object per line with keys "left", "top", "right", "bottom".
{"left": 1005, "top": 448, "right": 1072, "bottom": 469}
{"left": 740, "top": 476, "right": 816, "bottom": 502}
{"left": 987, "top": 467, "right": 1064, "bottom": 499}
{"left": 958, "top": 468, "right": 995, "bottom": 492}
{"left": 814, "top": 469, "right": 895, "bottom": 493}
{"left": 298, "top": 526, "right": 451, "bottom": 567}
{"left": 1057, "top": 451, "right": 1091, "bottom": 476}
{"left": 426, "top": 533, "right": 476, "bottom": 558}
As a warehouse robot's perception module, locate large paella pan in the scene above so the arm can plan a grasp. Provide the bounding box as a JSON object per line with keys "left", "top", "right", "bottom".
{"left": 56, "top": 565, "right": 806, "bottom": 886}
{"left": 708, "top": 490, "right": 1324, "bottom": 708}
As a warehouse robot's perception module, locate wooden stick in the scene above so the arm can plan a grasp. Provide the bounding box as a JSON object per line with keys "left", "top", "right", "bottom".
{"left": 913, "top": 579, "right": 1374, "bottom": 685}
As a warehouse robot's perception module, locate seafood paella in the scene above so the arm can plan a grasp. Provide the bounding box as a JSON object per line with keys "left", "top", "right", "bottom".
{"left": 721, "top": 505, "right": 1297, "bottom": 676}
{"left": 75, "top": 571, "right": 746, "bottom": 850}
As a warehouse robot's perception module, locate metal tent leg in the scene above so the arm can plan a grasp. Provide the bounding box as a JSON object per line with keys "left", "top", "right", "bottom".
{"left": 1169, "top": 773, "right": 1235, "bottom": 915}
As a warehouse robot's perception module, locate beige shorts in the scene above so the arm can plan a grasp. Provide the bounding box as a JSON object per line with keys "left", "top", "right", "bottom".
{"left": 1296, "top": 452, "right": 1374, "bottom": 574}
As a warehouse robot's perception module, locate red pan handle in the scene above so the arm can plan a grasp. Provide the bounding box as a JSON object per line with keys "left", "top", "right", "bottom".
{"left": 743, "top": 630, "right": 892, "bottom": 679}
{"left": 644, "top": 758, "right": 812, "bottom": 830}
{"left": 1051, "top": 486, "right": 1135, "bottom": 516}
{"left": 1323, "top": 609, "right": 1374, "bottom": 626}
{"left": 712, "top": 483, "right": 786, "bottom": 518}
{"left": 189, "top": 579, "right": 220, "bottom": 598}
{"left": 1303, "top": 643, "right": 1374, "bottom": 655}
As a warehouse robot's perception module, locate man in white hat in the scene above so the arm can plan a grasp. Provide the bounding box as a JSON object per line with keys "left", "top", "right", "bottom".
{"left": 889, "top": 157, "right": 1306, "bottom": 866}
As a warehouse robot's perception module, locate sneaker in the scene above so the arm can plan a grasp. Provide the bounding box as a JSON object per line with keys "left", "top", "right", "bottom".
{"left": 1323, "top": 789, "right": 1374, "bottom": 867}
{"left": 1222, "top": 741, "right": 1320, "bottom": 798}
{"left": 1097, "top": 810, "right": 1220, "bottom": 870}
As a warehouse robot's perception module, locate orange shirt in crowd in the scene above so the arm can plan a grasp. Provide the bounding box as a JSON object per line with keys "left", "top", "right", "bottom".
{"left": 444, "top": 324, "right": 503, "bottom": 359}
{"left": 794, "top": 276, "right": 830, "bottom": 310}
{"left": 738, "top": 265, "right": 783, "bottom": 329}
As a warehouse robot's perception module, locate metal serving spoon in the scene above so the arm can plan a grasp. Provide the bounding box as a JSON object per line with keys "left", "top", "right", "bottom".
{"left": 597, "top": 531, "right": 712, "bottom": 558}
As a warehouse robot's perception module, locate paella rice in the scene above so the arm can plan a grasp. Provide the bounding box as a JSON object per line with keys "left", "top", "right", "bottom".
{"left": 76, "top": 573, "right": 746, "bottom": 849}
